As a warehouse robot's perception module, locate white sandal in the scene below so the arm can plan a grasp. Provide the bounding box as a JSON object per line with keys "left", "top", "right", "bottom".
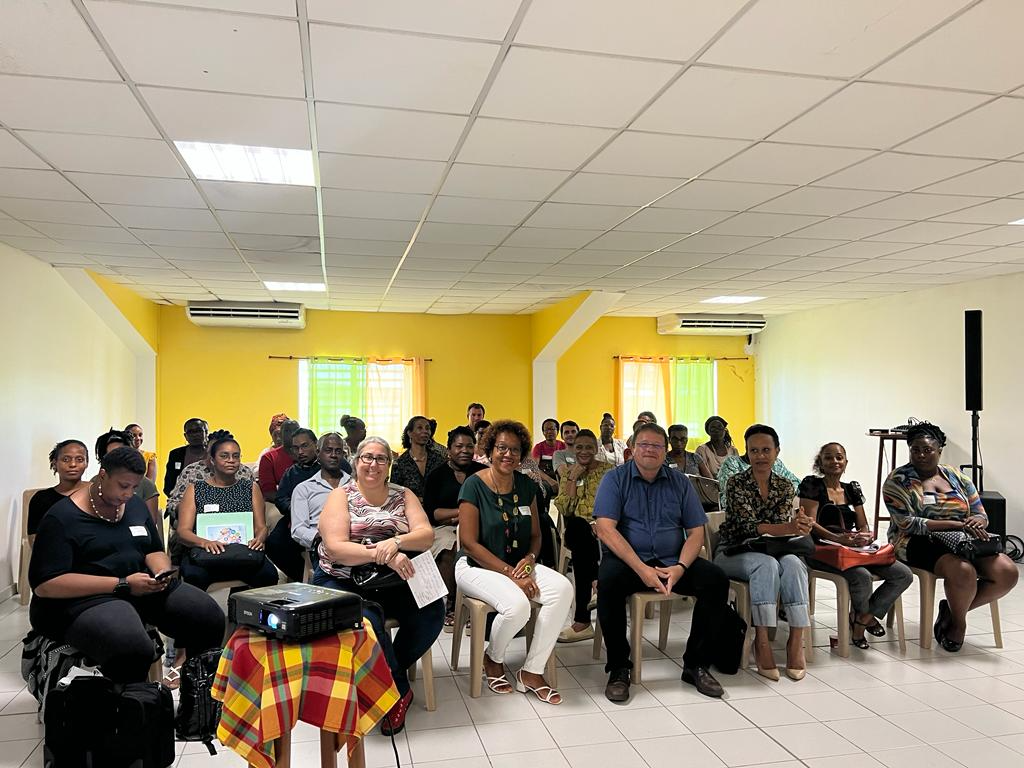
{"left": 485, "top": 673, "right": 513, "bottom": 694}
{"left": 515, "top": 670, "right": 561, "bottom": 705}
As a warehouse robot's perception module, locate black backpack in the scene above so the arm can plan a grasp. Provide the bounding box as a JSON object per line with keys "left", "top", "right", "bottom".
{"left": 710, "top": 603, "right": 748, "bottom": 676}
{"left": 43, "top": 675, "right": 174, "bottom": 768}
{"left": 174, "top": 649, "right": 223, "bottom": 755}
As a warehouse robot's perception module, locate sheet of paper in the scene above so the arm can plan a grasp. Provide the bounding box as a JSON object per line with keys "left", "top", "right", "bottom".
{"left": 407, "top": 551, "right": 449, "bottom": 609}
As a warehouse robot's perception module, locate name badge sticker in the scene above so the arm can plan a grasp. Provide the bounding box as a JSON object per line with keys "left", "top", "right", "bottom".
{"left": 203, "top": 503, "right": 220, "bottom": 513}
{"left": 174, "top": 462, "right": 182, "bottom": 470}
{"left": 922, "top": 493, "right": 937, "bottom": 506}
{"left": 517, "top": 505, "right": 532, "bottom": 517}
{"left": 129, "top": 526, "right": 148, "bottom": 537}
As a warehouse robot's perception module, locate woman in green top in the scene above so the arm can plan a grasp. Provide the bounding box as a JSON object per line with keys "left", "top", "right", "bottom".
{"left": 457, "top": 419, "right": 573, "bottom": 705}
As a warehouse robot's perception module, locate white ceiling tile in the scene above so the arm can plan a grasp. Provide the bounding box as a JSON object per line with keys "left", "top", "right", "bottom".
{"left": 227, "top": 233, "right": 318, "bottom": 251}
{"left": 899, "top": 98, "right": 1024, "bottom": 159}
{"left": 616, "top": 208, "right": 733, "bottom": 233}
{"left": 441, "top": 164, "right": 568, "bottom": 201}
{"left": 469, "top": 260, "right": 541, "bottom": 275}
{"left": 17, "top": 131, "right": 186, "bottom": 177}
{"left": 0, "top": 219, "right": 45, "bottom": 237}
{"left": 102, "top": 204, "right": 221, "bottom": 231}
{"left": 25, "top": 251, "right": 98, "bottom": 266}
{"left": 524, "top": 202, "right": 634, "bottom": 230}
{"left": 739, "top": 238, "right": 847, "bottom": 256}
{"left": 141, "top": 88, "right": 310, "bottom": 148}
{"left": 132, "top": 0, "right": 296, "bottom": 14}
{"left": 315, "top": 103, "right": 466, "bottom": 161}
{"left": 550, "top": 173, "right": 681, "bottom": 206}
{"left": 817, "top": 152, "right": 988, "bottom": 192}
{"left": 324, "top": 239, "right": 408, "bottom": 257}
{"left": 919, "top": 161, "right": 1024, "bottom": 197}
{"left": 700, "top": 0, "right": 971, "bottom": 77}
{"left": 457, "top": 118, "right": 614, "bottom": 170}
{"left": 585, "top": 131, "right": 749, "bottom": 177}
{"left": 487, "top": 247, "right": 572, "bottom": 263}
{"left": 700, "top": 253, "right": 794, "bottom": 270}
{"left": 871, "top": 0, "right": 1024, "bottom": 91}
{"left": 0, "top": 198, "right": 116, "bottom": 226}
{"left": 941, "top": 226, "right": 1024, "bottom": 246}
{"left": 881, "top": 243, "right": 987, "bottom": 261}
{"left": 517, "top": 0, "right": 747, "bottom": 60}
{"left": 636, "top": 251, "right": 723, "bottom": 268}
{"left": 145, "top": 245, "right": 236, "bottom": 261}
{"left": 0, "top": 130, "right": 48, "bottom": 169}
{"left": 0, "top": 235, "right": 66, "bottom": 251}
{"left": 502, "top": 227, "right": 607, "bottom": 248}
{"left": 809, "top": 241, "right": 913, "bottom": 259}
{"left": 132, "top": 229, "right": 232, "bottom": 247}
{"left": 778, "top": 255, "right": 864, "bottom": 271}
{"left": 889, "top": 260, "right": 977, "bottom": 275}
{"left": 310, "top": 25, "right": 497, "bottom": 112}
{"left": 407, "top": 242, "right": 493, "bottom": 259}
{"left": 67, "top": 173, "right": 205, "bottom": 208}
{"left": 705, "top": 212, "right": 826, "bottom": 237}
{"left": 562, "top": 249, "right": 644, "bottom": 266}
{"left": 402, "top": 257, "right": 477, "bottom": 272}
{"left": 657, "top": 180, "right": 794, "bottom": 210}
{"left": 417, "top": 222, "right": 513, "bottom": 245}
{"left": 932, "top": 198, "right": 1024, "bottom": 225}
{"left": 589, "top": 230, "right": 683, "bottom": 251}
{"left": 428, "top": 196, "right": 535, "bottom": 226}
{"left": 791, "top": 217, "right": 911, "bottom": 239}
{"left": 863, "top": 221, "right": 988, "bottom": 243}
{"left": 28, "top": 222, "right": 138, "bottom": 242}
{"left": 672, "top": 266, "right": 754, "bottom": 280}
{"left": 218, "top": 211, "right": 318, "bottom": 236}
{"left": 706, "top": 143, "right": 872, "bottom": 185}
{"left": 322, "top": 189, "right": 429, "bottom": 221}
{"left": 635, "top": 67, "right": 840, "bottom": 140}
{"left": 199, "top": 181, "right": 315, "bottom": 214}
{"left": 847, "top": 192, "right": 983, "bottom": 220}
{"left": 307, "top": 0, "right": 519, "bottom": 39}
{"left": 948, "top": 246, "right": 1024, "bottom": 262}
{"left": 831, "top": 258, "right": 926, "bottom": 273}
{"left": 319, "top": 154, "right": 445, "bottom": 194}
{"left": 0, "top": 1, "right": 118, "bottom": 80}
{"left": 774, "top": 83, "right": 985, "bottom": 149}
{"left": 0, "top": 76, "right": 158, "bottom": 138}
{"left": 246, "top": 251, "right": 322, "bottom": 265}
{"left": 322, "top": 214, "right": 415, "bottom": 241}
{"left": 538, "top": 263, "right": 609, "bottom": 278}
{"left": 86, "top": 1, "right": 304, "bottom": 97}
{"left": 754, "top": 187, "right": 893, "bottom": 216}
{"left": 0, "top": 169, "right": 87, "bottom": 201}
{"left": 481, "top": 47, "right": 676, "bottom": 128}
{"left": 664, "top": 234, "right": 768, "bottom": 253}
{"left": 50, "top": 241, "right": 156, "bottom": 259}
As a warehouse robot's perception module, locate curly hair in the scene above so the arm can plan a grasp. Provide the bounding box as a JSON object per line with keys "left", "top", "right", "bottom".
{"left": 812, "top": 442, "right": 846, "bottom": 475}
{"left": 906, "top": 422, "right": 946, "bottom": 448}
{"left": 479, "top": 419, "right": 532, "bottom": 459}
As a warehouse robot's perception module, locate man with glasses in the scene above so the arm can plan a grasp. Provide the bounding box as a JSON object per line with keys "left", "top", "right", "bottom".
{"left": 593, "top": 423, "right": 730, "bottom": 701}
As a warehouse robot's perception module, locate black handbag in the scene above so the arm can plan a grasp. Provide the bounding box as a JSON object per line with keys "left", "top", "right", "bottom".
{"left": 930, "top": 530, "right": 1001, "bottom": 561}
{"left": 188, "top": 543, "right": 266, "bottom": 576}
{"left": 710, "top": 604, "right": 748, "bottom": 675}
{"left": 725, "top": 534, "right": 816, "bottom": 558}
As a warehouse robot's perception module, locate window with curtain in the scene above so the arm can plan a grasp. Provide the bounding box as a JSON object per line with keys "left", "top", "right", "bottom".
{"left": 299, "top": 357, "right": 425, "bottom": 448}
{"left": 616, "top": 356, "right": 717, "bottom": 442}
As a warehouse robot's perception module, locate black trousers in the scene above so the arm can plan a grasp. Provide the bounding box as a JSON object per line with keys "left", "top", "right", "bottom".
{"left": 563, "top": 516, "right": 600, "bottom": 624}
{"left": 597, "top": 552, "right": 728, "bottom": 671}
{"left": 265, "top": 516, "right": 307, "bottom": 583}
{"left": 62, "top": 581, "right": 225, "bottom": 682}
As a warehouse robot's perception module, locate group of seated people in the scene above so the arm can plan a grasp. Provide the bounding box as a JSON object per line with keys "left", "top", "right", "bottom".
{"left": 25, "top": 405, "right": 1019, "bottom": 733}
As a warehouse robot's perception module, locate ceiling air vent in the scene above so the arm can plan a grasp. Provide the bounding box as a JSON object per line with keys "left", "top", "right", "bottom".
{"left": 657, "top": 313, "right": 766, "bottom": 336}
{"left": 186, "top": 301, "right": 306, "bottom": 329}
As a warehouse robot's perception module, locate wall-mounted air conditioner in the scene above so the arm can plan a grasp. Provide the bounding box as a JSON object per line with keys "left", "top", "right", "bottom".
{"left": 186, "top": 301, "right": 306, "bottom": 329}
{"left": 657, "top": 313, "right": 766, "bottom": 336}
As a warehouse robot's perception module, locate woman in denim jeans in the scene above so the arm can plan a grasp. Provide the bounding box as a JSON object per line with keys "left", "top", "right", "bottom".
{"left": 714, "top": 424, "right": 812, "bottom": 682}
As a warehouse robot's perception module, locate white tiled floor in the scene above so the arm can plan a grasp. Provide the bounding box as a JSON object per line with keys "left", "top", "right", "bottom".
{"left": 4, "top": 567, "right": 1024, "bottom": 767}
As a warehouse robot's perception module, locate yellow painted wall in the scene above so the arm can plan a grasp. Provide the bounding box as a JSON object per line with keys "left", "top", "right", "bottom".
{"left": 531, "top": 291, "right": 590, "bottom": 356}
{"left": 156, "top": 307, "right": 533, "bottom": 463}
{"left": 89, "top": 272, "right": 160, "bottom": 352}
{"left": 556, "top": 317, "right": 755, "bottom": 448}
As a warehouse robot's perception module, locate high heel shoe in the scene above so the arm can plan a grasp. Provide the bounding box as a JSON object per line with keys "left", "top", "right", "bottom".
{"left": 756, "top": 666, "right": 780, "bottom": 681}
{"left": 849, "top": 611, "right": 870, "bottom": 650}
{"left": 785, "top": 667, "right": 806, "bottom": 681}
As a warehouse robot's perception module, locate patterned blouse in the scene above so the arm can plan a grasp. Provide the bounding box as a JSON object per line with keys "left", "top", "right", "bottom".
{"left": 883, "top": 463, "right": 985, "bottom": 561}
{"left": 553, "top": 462, "right": 610, "bottom": 523}
{"left": 317, "top": 480, "right": 410, "bottom": 580}
{"left": 718, "top": 468, "right": 796, "bottom": 549}
{"left": 389, "top": 446, "right": 445, "bottom": 501}
{"left": 717, "top": 454, "right": 801, "bottom": 511}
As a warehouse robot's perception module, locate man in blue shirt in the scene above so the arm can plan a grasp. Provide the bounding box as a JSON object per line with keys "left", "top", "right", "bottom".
{"left": 594, "top": 423, "right": 729, "bottom": 701}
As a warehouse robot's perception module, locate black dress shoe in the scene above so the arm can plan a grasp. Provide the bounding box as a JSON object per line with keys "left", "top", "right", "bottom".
{"left": 681, "top": 666, "right": 724, "bottom": 698}
{"left": 605, "top": 668, "right": 631, "bottom": 702}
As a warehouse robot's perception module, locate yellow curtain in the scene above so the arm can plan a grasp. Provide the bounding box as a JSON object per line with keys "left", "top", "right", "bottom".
{"left": 616, "top": 357, "right": 670, "bottom": 435}
{"left": 366, "top": 358, "right": 425, "bottom": 447}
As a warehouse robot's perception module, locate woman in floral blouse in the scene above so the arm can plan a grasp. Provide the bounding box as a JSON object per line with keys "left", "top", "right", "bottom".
{"left": 713, "top": 424, "right": 812, "bottom": 682}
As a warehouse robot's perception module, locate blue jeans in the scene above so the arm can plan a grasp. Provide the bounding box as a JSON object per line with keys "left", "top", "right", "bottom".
{"left": 312, "top": 564, "right": 444, "bottom": 696}
{"left": 714, "top": 551, "right": 810, "bottom": 628}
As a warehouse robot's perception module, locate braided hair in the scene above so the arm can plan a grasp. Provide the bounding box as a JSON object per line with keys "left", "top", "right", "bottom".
{"left": 905, "top": 422, "right": 947, "bottom": 447}
{"left": 207, "top": 429, "right": 237, "bottom": 457}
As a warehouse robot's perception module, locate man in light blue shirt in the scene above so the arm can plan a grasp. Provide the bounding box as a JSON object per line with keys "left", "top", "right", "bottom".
{"left": 291, "top": 433, "right": 351, "bottom": 551}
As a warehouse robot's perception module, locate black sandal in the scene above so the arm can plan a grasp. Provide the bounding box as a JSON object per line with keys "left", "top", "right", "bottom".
{"left": 865, "top": 619, "right": 886, "bottom": 638}
{"left": 849, "top": 611, "right": 870, "bottom": 650}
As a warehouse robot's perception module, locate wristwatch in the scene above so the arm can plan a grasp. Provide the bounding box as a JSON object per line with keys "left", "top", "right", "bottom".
{"left": 114, "top": 577, "right": 130, "bottom": 597}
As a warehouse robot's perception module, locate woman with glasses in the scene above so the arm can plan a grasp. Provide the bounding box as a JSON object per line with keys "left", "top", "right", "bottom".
{"left": 314, "top": 436, "right": 443, "bottom": 735}
{"left": 455, "top": 420, "right": 572, "bottom": 705}
{"left": 28, "top": 440, "right": 91, "bottom": 536}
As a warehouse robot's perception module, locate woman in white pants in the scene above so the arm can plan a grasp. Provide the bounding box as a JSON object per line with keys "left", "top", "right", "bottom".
{"left": 457, "top": 419, "right": 572, "bottom": 705}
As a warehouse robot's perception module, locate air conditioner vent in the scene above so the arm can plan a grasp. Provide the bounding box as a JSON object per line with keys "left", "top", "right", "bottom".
{"left": 657, "top": 313, "right": 766, "bottom": 336}
{"left": 186, "top": 301, "right": 305, "bottom": 329}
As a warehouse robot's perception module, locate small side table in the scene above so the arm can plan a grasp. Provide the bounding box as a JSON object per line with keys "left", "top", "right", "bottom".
{"left": 212, "top": 624, "right": 398, "bottom": 768}
{"left": 868, "top": 431, "right": 904, "bottom": 537}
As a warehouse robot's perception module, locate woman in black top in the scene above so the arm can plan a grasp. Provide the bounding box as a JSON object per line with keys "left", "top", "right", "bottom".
{"left": 390, "top": 416, "right": 445, "bottom": 501}
{"left": 29, "top": 447, "right": 224, "bottom": 683}
{"left": 27, "top": 440, "right": 91, "bottom": 536}
{"left": 800, "top": 442, "right": 912, "bottom": 649}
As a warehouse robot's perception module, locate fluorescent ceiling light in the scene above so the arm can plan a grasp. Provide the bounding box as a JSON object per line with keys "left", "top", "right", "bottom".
{"left": 700, "top": 295, "right": 765, "bottom": 305}
{"left": 1009, "top": 218, "right": 1024, "bottom": 225}
{"left": 175, "top": 141, "right": 314, "bottom": 186}
{"left": 263, "top": 281, "right": 325, "bottom": 292}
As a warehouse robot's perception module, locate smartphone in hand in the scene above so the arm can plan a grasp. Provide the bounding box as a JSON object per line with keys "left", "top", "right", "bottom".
{"left": 153, "top": 567, "right": 179, "bottom": 582}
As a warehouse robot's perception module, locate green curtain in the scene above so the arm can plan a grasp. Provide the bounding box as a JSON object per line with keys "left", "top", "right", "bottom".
{"left": 307, "top": 360, "right": 367, "bottom": 438}
{"left": 672, "top": 358, "right": 715, "bottom": 443}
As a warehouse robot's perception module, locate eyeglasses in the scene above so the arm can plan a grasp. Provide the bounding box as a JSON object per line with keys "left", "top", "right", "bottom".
{"left": 494, "top": 444, "right": 522, "bottom": 456}
{"left": 357, "top": 454, "right": 390, "bottom": 466}
{"left": 635, "top": 441, "right": 666, "bottom": 452}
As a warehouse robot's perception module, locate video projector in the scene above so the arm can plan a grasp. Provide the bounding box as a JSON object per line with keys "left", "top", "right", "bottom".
{"left": 228, "top": 583, "right": 363, "bottom": 641}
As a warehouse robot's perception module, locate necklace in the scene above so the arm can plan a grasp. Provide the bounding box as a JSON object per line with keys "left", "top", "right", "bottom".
{"left": 488, "top": 470, "right": 521, "bottom": 554}
{"left": 87, "top": 485, "right": 122, "bottom": 523}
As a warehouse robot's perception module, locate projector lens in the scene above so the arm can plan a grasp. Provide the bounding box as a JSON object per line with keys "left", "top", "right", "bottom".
{"left": 266, "top": 613, "right": 280, "bottom": 630}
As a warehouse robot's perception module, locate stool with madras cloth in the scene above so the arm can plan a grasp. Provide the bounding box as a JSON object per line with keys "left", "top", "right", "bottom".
{"left": 212, "top": 624, "right": 398, "bottom": 768}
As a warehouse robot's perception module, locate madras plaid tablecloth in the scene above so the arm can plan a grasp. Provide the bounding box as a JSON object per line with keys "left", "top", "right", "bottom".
{"left": 211, "top": 623, "right": 399, "bottom": 768}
